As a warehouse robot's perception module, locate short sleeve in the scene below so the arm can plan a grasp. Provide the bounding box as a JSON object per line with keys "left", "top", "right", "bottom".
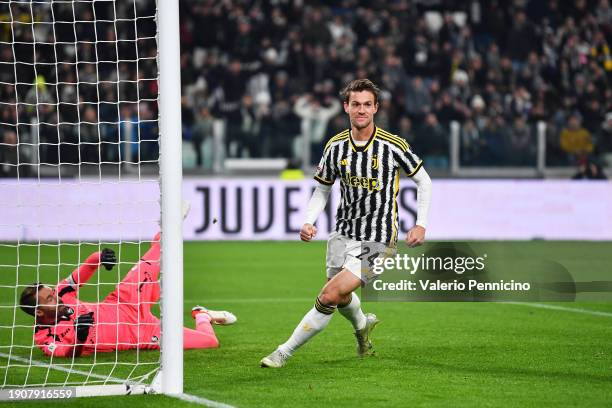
{"left": 394, "top": 145, "right": 423, "bottom": 177}
{"left": 314, "top": 147, "right": 336, "bottom": 185}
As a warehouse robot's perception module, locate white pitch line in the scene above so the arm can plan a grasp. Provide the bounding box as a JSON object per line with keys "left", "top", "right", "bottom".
{"left": 172, "top": 392, "right": 237, "bottom": 408}
{"left": 0, "top": 298, "right": 309, "bottom": 307}
{"left": 506, "top": 302, "right": 612, "bottom": 317}
{"left": 0, "top": 351, "right": 125, "bottom": 383}
{"left": 190, "top": 299, "right": 612, "bottom": 319}
{"left": 184, "top": 298, "right": 311, "bottom": 304}
{"left": 5, "top": 298, "right": 612, "bottom": 319}
{"left": 0, "top": 352, "right": 235, "bottom": 408}
{"left": 194, "top": 298, "right": 612, "bottom": 319}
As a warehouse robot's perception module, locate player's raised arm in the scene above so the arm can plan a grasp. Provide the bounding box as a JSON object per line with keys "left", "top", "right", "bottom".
{"left": 61, "top": 248, "right": 117, "bottom": 289}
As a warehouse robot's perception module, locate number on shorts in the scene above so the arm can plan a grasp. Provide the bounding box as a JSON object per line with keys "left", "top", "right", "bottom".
{"left": 356, "top": 247, "right": 380, "bottom": 267}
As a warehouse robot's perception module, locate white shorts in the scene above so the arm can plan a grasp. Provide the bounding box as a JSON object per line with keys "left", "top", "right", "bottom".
{"left": 326, "top": 231, "right": 396, "bottom": 283}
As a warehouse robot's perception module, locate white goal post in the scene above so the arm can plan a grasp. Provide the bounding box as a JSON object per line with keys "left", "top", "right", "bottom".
{"left": 157, "top": 0, "right": 184, "bottom": 397}
{"left": 0, "top": 0, "right": 183, "bottom": 399}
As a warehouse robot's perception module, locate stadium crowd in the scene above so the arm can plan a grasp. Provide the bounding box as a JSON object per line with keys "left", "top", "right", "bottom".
{"left": 0, "top": 1, "right": 158, "bottom": 176}
{"left": 1, "top": 0, "right": 611, "bottom": 176}
{"left": 178, "top": 0, "right": 611, "bottom": 170}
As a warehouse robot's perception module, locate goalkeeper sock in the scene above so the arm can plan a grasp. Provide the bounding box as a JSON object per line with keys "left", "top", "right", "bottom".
{"left": 278, "top": 298, "right": 335, "bottom": 356}
{"left": 195, "top": 312, "right": 213, "bottom": 332}
{"left": 183, "top": 313, "right": 219, "bottom": 349}
{"left": 338, "top": 292, "right": 366, "bottom": 331}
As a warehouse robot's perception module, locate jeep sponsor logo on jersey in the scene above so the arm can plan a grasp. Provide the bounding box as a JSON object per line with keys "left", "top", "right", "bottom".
{"left": 341, "top": 172, "right": 382, "bottom": 191}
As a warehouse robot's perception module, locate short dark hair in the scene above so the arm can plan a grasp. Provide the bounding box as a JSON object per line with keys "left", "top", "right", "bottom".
{"left": 20, "top": 283, "right": 43, "bottom": 317}
{"left": 340, "top": 79, "right": 381, "bottom": 105}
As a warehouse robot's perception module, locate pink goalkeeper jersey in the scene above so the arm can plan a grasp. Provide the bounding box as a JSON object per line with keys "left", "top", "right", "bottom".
{"left": 33, "top": 252, "right": 159, "bottom": 357}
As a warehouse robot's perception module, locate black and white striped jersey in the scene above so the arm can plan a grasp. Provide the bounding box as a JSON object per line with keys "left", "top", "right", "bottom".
{"left": 314, "top": 126, "right": 423, "bottom": 244}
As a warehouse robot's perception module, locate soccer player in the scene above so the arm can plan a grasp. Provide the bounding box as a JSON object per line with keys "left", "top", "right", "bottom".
{"left": 261, "top": 79, "right": 432, "bottom": 367}
{"left": 19, "top": 232, "right": 237, "bottom": 358}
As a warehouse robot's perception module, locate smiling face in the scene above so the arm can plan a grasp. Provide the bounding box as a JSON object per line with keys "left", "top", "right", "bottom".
{"left": 344, "top": 90, "right": 379, "bottom": 131}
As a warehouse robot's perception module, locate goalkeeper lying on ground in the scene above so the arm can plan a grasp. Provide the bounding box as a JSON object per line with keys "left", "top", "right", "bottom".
{"left": 19, "top": 232, "right": 236, "bottom": 358}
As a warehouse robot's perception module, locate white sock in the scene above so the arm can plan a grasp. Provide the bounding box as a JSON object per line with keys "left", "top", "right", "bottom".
{"left": 278, "top": 299, "right": 335, "bottom": 356}
{"left": 338, "top": 292, "right": 366, "bottom": 331}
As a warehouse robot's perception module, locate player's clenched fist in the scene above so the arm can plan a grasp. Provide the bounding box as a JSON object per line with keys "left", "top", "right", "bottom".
{"left": 300, "top": 223, "right": 317, "bottom": 242}
{"left": 101, "top": 248, "right": 117, "bottom": 271}
{"left": 405, "top": 225, "right": 426, "bottom": 247}
{"left": 74, "top": 312, "right": 94, "bottom": 343}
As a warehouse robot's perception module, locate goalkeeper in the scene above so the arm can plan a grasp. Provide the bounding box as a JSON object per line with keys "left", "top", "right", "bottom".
{"left": 19, "top": 232, "right": 236, "bottom": 358}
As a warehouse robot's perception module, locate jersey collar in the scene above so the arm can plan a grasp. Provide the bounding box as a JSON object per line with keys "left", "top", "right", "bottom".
{"left": 349, "top": 126, "right": 377, "bottom": 152}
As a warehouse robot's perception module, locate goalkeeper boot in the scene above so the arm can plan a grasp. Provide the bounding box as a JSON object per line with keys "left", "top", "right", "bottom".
{"left": 260, "top": 349, "right": 291, "bottom": 368}
{"left": 355, "top": 313, "right": 379, "bottom": 357}
{"left": 191, "top": 306, "right": 237, "bottom": 325}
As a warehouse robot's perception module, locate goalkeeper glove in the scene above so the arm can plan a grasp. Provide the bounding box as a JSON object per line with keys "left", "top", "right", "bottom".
{"left": 101, "top": 248, "right": 116, "bottom": 271}
{"left": 74, "top": 312, "right": 94, "bottom": 343}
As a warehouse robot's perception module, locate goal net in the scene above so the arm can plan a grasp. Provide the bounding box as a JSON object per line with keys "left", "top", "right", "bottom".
{"left": 0, "top": 0, "right": 182, "bottom": 398}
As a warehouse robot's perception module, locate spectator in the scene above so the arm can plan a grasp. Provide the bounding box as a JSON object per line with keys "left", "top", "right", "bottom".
{"left": 449, "top": 69, "right": 471, "bottom": 105}
{"left": 461, "top": 119, "right": 482, "bottom": 166}
{"left": 417, "top": 113, "right": 448, "bottom": 169}
{"left": 376, "top": 97, "right": 394, "bottom": 131}
{"left": 231, "top": 18, "right": 258, "bottom": 63}
{"left": 560, "top": 114, "right": 594, "bottom": 161}
{"left": 238, "top": 94, "right": 260, "bottom": 158}
{"left": 470, "top": 95, "right": 488, "bottom": 130}
{"left": 138, "top": 104, "right": 159, "bottom": 162}
{"left": 507, "top": 86, "right": 533, "bottom": 118}
{"left": 506, "top": 10, "right": 538, "bottom": 65}
{"left": 79, "top": 107, "right": 100, "bottom": 165}
{"left": 213, "top": 59, "right": 247, "bottom": 158}
{"left": 0, "top": 130, "right": 18, "bottom": 177}
{"left": 302, "top": 8, "right": 332, "bottom": 47}
{"left": 595, "top": 0, "right": 612, "bottom": 27}
{"left": 119, "top": 105, "right": 138, "bottom": 164}
{"left": 404, "top": 76, "right": 431, "bottom": 121}
{"left": 596, "top": 112, "right": 612, "bottom": 167}
{"left": 381, "top": 54, "right": 408, "bottom": 91}
{"left": 294, "top": 92, "right": 341, "bottom": 163}
{"left": 397, "top": 116, "right": 416, "bottom": 145}
{"left": 268, "top": 100, "right": 301, "bottom": 159}
{"left": 435, "top": 92, "right": 465, "bottom": 127}
{"left": 469, "top": 54, "right": 487, "bottom": 90}
{"left": 481, "top": 116, "right": 510, "bottom": 166}
{"left": 191, "top": 107, "right": 214, "bottom": 168}
{"left": 327, "top": 15, "right": 354, "bottom": 45}
{"left": 581, "top": 98, "right": 604, "bottom": 134}
{"left": 572, "top": 159, "right": 608, "bottom": 180}
{"left": 508, "top": 116, "right": 535, "bottom": 166}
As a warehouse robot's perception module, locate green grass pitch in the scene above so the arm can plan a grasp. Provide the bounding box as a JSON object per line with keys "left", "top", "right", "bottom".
{"left": 1, "top": 241, "right": 611, "bottom": 407}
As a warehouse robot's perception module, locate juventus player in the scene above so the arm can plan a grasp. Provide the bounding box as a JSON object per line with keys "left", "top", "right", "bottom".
{"left": 261, "top": 79, "right": 432, "bottom": 367}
